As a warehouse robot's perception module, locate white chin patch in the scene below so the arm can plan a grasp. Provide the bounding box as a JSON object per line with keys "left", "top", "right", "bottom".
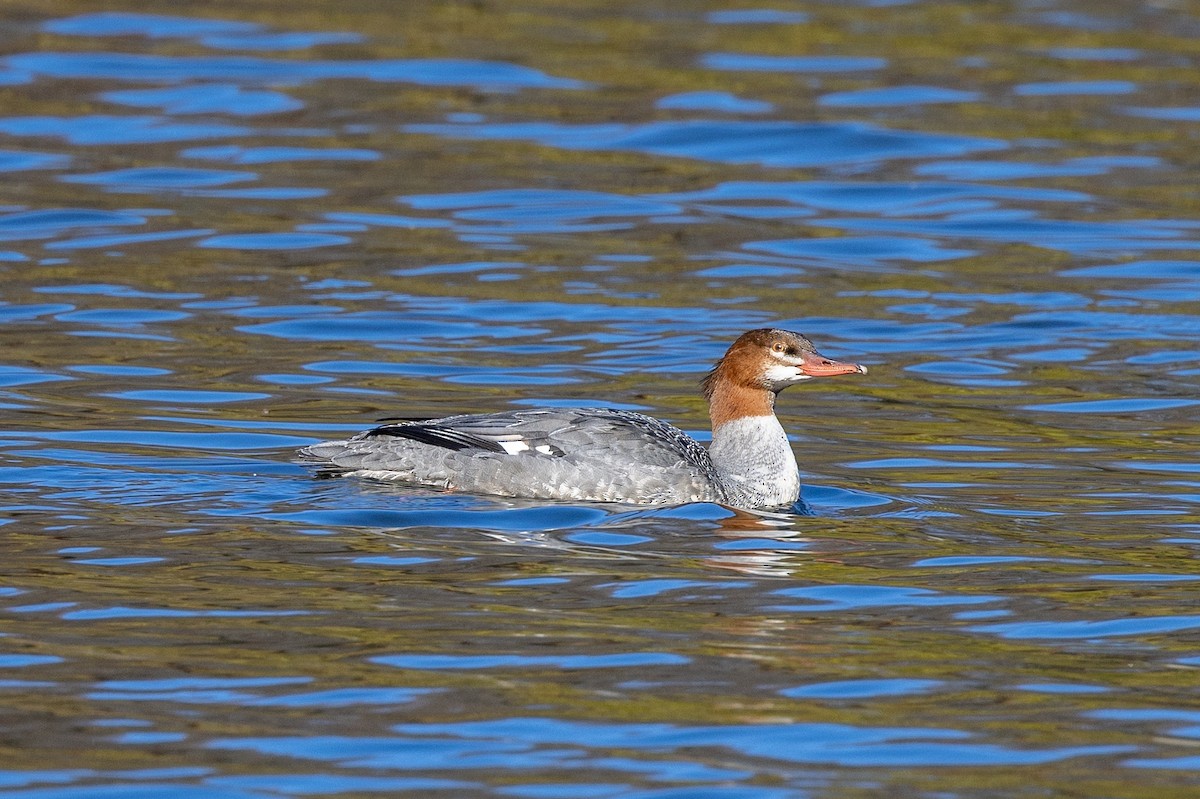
{"left": 762, "top": 363, "right": 808, "bottom": 384}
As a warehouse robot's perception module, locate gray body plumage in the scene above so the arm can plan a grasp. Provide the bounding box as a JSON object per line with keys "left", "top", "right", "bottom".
{"left": 299, "top": 407, "right": 739, "bottom": 506}
{"left": 298, "top": 328, "right": 867, "bottom": 509}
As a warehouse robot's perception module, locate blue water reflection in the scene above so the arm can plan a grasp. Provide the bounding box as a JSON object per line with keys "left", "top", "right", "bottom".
{"left": 62, "top": 167, "right": 256, "bottom": 191}
{"left": 820, "top": 85, "right": 980, "bottom": 107}
{"left": 1014, "top": 80, "right": 1137, "bottom": 96}
{"left": 744, "top": 234, "right": 974, "bottom": 266}
{"left": 184, "top": 145, "right": 380, "bottom": 163}
{"left": 781, "top": 678, "right": 942, "bottom": 699}
{"left": 0, "top": 208, "right": 151, "bottom": 239}
{"left": 0, "top": 150, "right": 70, "bottom": 171}
{"left": 210, "top": 717, "right": 1131, "bottom": 770}
{"left": 405, "top": 120, "right": 1005, "bottom": 168}
{"left": 0, "top": 115, "right": 246, "bottom": 144}
{"left": 43, "top": 12, "right": 359, "bottom": 49}
{"left": 916, "top": 155, "right": 1159, "bottom": 180}
{"left": 657, "top": 91, "right": 773, "bottom": 114}
{"left": 198, "top": 232, "right": 347, "bottom": 249}
{"left": 403, "top": 188, "right": 687, "bottom": 233}
{"left": 659, "top": 180, "right": 1081, "bottom": 212}
{"left": 102, "top": 85, "right": 304, "bottom": 116}
{"left": 1047, "top": 46, "right": 1141, "bottom": 61}
{"left": 9, "top": 52, "right": 585, "bottom": 90}
{"left": 824, "top": 214, "right": 1200, "bottom": 255}
{"left": 701, "top": 53, "right": 887, "bottom": 73}
{"left": 706, "top": 10, "right": 811, "bottom": 24}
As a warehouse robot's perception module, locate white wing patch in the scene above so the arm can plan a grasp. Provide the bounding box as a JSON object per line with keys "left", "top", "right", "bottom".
{"left": 496, "top": 437, "right": 563, "bottom": 456}
{"left": 498, "top": 438, "right": 531, "bottom": 455}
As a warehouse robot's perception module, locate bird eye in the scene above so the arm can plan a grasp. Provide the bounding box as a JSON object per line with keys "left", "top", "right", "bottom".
{"left": 772, "top": 342, "right": 785, "bottom": 352}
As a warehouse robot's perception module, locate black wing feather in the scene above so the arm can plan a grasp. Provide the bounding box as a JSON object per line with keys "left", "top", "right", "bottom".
{"left": 363, "top": 423, "right": 507, "bottom": 453}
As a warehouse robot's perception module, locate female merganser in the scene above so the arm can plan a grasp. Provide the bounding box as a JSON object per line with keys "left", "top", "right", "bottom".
{"left": 300, "top": 328, "right": 866, "bottom": 509}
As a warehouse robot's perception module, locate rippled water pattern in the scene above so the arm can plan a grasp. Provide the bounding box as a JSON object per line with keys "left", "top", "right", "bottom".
{"left": 2, "top": 2, "right": 1200, "bottom": 796}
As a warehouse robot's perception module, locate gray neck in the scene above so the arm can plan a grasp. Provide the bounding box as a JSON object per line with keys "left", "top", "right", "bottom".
{"left": 707, "top": 414, "right": 801, "bottom": 509}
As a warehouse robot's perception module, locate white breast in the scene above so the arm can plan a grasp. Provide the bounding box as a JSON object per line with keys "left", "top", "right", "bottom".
{"left": 708, "top": 414, "right": 801, "bottom": 508}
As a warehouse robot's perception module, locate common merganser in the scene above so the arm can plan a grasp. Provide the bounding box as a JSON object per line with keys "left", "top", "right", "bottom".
{"left": 299, "top": 328, "right": 866, "bottom": 509}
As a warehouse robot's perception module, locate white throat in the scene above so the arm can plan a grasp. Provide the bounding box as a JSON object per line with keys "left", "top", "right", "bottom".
{"left": 707, "top": 414, "right": 801, "bottom": 508}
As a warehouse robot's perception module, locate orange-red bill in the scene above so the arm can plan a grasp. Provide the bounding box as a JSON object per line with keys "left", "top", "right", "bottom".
{"left": 800, "top": 349, "right": 868, "bottom": 377}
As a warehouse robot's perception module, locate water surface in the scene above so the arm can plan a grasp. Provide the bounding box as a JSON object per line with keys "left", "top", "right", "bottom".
{"left": 2, "top": 1, "right": 1200, "bottom": 797}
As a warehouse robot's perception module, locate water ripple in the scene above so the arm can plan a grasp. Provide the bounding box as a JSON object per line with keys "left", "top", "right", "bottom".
{"left": 184, "top": 145, "right": 380, "bottom": 163}
{"left": 824, "top": 214, "right": 1200, "bottom": 255}
{"left": 210, "top": 717, "right": 1132, "bottom": 770}
{"left": 9, "top": 52, "right": 586, "bottom": 90}
{"left": 46, "top": 11, "right": 370, "bottom": 51}
{"left": 404, "top": 120, "right": 1005, "bottom": 168}
{"left": 701, "top": 53, "right": 887, "bottom": 73}
{"left": 821, "top": 85, "right": 981, "bottom": 107}
{"left": 373, "top": 653, "right": 689, "bottom": 670}
{"left": 62, "top": 167, "right": 256, "bottom": 191}
{"left": 974, "top": 615, "right": 1200, "bottom": 640}
{"left": 0, "top": 150, "right": 70, "bottom": 171}
{"left": 0, "top": 114, "right": 246, "bottom": 144}
{"left": 656, "top": 91, "right": 773, "bottom": 114}
{"left": 101, "top": 84, "right": 304, "bottom": 116}
{"left": 0, "top": 208, "right": 150, "bottom": 241}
